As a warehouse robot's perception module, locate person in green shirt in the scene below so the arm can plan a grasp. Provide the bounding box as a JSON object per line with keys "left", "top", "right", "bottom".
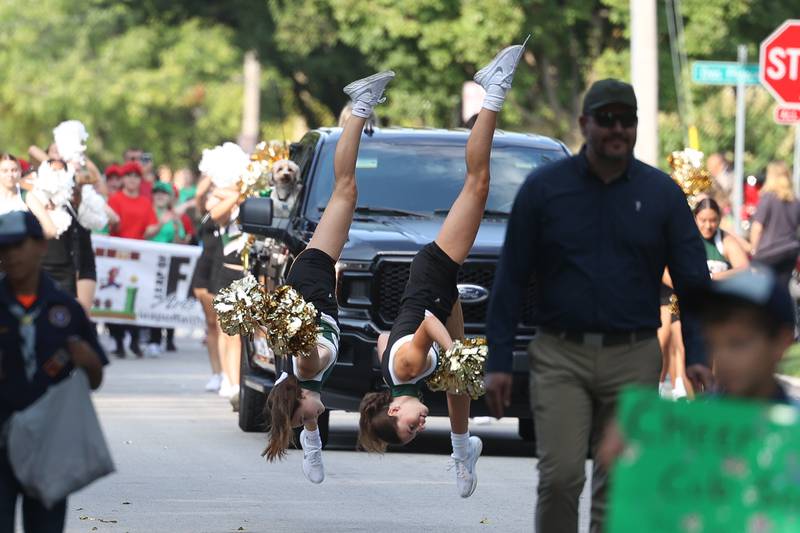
{"left": 149, "top": 181, "right": 187, "bottom": 244}
{"left": 146, "top": 181, "right": 185, "bottom": 355}
{"left": 693, "top": 197, "right": 749, "bottom": 280}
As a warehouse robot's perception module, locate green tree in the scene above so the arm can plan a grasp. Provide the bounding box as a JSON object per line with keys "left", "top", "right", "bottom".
{"left": 0, "top": 0, "right": 243, "bottom": 166}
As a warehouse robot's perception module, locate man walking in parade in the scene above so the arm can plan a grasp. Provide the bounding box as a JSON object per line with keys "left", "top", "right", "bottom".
{"left": 485, "top": 79, "right": 710, "bottom": 532}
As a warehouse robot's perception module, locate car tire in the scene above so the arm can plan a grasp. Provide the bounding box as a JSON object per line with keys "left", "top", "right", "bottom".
{"left": 518, "top": 417, "right": 535, "bottom": 442}
{"left": 293, "top": 409, "right": 330, "bottom": 449}
{"left": 238, "top": 338, "right": 268, "bottom": 432}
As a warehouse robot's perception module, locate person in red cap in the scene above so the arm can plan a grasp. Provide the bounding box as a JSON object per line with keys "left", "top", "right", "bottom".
{"left": 104, "top": 164, "right": 123, "bottom": 197}
{"left": 106, "top": 162, "right": 159, "bottom": 240}
{"left": 105, "top": 161, "right": 164, "bottom": 358}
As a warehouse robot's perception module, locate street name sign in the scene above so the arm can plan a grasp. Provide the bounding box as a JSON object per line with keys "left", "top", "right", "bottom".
{"left": 691, "top": 61, "right": 759, "bottom": 85}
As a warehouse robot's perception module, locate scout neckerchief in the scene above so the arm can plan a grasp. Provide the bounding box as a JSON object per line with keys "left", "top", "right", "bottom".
{"left": 7, "top": 300, "right": 43, "bottom": 381}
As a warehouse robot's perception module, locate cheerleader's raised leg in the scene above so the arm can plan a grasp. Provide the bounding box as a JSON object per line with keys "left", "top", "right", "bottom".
{"left": 263, "top": 70, "right": 395, "bottom": 484}
{"left": 358, "top": 39, "right": 528, "bottom": 498}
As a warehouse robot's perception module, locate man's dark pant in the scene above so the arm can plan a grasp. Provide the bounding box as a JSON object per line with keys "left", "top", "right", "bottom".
{"left": 0, "top": 451, "right": 66, "bottom": 533}
{"left": 108, "top": 324, "right": 140, "bottom": 351}
{"left": 529, "top": 333, "right": 662, "bottom": 533}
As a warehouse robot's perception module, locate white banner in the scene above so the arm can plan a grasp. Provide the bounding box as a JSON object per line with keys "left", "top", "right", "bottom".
{"left": 90, "top": 235, "right": 205, "bottom": 329}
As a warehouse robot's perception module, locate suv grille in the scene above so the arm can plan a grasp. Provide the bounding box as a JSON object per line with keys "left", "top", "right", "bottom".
{"left": 374, "top": 260, "right": 535, "bottom": 329}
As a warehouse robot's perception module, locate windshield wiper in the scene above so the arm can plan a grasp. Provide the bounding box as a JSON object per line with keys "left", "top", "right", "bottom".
{"left": 351, "top": 205, "right": 428, "bottom": 217}
{"left": 433, "top": 208, "right": 509, "bottom": 218}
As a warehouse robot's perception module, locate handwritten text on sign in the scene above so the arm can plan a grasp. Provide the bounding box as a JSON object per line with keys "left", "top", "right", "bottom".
{"left": 607, "top": 389, "right": 800, "bottom": 533}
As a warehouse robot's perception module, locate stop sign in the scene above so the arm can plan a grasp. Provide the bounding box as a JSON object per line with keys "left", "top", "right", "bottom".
{"left": 760, "top": 19, "right": 800, "bottom": 107}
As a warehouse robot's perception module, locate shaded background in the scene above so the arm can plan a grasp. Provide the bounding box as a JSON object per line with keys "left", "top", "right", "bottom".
{"left": 0, "top": 0, "right": 796, "bottom": 172}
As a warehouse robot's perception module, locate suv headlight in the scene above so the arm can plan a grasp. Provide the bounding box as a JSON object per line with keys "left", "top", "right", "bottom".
{"left": 336, "top": 261, "right": 372, "bottom": 307}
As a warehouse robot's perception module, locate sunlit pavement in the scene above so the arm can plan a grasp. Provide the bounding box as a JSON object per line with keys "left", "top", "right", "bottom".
{"left": 64, "top": 335, "right": 592, "bottom": 533}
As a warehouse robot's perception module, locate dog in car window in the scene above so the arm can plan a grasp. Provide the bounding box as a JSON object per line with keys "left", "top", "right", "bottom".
{"left": 270, "top": 159, "right": 301, "bottom": 218}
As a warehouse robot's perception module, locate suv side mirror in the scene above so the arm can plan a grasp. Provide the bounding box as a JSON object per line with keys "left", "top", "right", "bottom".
{"left": 239, "top": 197, "right": 274, "bottom": 235}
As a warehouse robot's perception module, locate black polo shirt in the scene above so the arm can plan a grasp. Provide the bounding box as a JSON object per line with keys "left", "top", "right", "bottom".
{"left": 0, "top": 273, "right": 108, "bottom": 426}
{"left": 486, "top": 147, "right": 709, "bottom": 372}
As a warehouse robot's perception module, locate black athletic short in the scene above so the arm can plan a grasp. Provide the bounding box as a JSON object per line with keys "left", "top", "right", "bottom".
{"left": 381, "top": 241, "right": 460, "bottom": 366}
{"left": 285, "top": 248, "right": 338, "bottom": 321}
{"left": 77, "top": 224, "right": 96, "bottom": 281}
{"left": 209, "top": 262, "right": 245, "bottom": 294}
{"left": 191, "top": 245, "right": 220, "bottom": 291}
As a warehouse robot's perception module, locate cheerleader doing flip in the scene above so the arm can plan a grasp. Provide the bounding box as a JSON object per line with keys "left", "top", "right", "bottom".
{"left": 263, "top": 70, "right": 396, "bottom": 484}
{"left": 357, "top": 40, "right": 527, "bottom": 498}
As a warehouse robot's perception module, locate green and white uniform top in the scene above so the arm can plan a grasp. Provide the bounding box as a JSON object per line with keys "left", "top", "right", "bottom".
{"left": 293, "top": 312, "right": 340, "bottom": 393}
{"left": 382, "top": 312, "right": 440, "bottom": 398}
{"left": 703, "top": 230, "right": 730, "bottom": 275}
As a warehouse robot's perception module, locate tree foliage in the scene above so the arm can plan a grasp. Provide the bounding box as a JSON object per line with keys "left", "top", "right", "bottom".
{"left": 0, "top": 0, "right": 796, "bottom": 173}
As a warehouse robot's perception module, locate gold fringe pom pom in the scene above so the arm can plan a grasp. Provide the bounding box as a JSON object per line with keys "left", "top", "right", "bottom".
{"left": 213, "top": 274, "right": 268, "bottom": 336}
{"left": 262, "top": 285, "right": 318, "bottom": 357}
{"left": 427, "top": 338, "right": 488, "bottom": 400}
{"left": 667, "top": 148, "right": 713, "bottom": 204}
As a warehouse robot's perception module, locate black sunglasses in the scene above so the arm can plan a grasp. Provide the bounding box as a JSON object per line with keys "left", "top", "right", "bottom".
{"left": 592, "top": 111, "right": 638, "bottom": 128}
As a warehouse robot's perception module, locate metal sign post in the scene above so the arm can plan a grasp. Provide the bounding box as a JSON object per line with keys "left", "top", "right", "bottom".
{"left": 733, "top": 45, "right": 747, "bottom": 235}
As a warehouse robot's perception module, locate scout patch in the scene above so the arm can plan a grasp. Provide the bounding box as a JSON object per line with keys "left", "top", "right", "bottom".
{"left": 48, "top": 305, "right": 71, "bottom": 328}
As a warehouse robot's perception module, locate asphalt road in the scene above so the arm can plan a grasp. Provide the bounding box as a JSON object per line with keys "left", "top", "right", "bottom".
{"left": 63, "top": 336, "right": 592, "bottom": 533}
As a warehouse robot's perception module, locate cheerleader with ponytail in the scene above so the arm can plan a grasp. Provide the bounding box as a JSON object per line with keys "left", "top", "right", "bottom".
{"left": 257, "top": 70, "right": 396, "bottom": 482}
{"left": 357, "top": 39, "right": 528, "bottom": 498}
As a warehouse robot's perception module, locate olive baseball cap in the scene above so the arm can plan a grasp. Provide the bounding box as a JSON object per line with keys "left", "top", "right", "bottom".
{"left": 582, "top": 79, "right": 638, "bottom": 114}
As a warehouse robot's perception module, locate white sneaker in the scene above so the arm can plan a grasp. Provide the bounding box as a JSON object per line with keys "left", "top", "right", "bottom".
{"left": 658, "top": 381, "right": 673, "bottom": 400}
{"left": 672, "top": 377, "right": 688, "bottom": 400}
{"left": 450, "top": 436, "right": 482, "bottom": 498}
{"left": 343, "top": 71, "right": 396, "bottom": 107}
{"left": 473, "top": 36, "right": 529, "bottom": 91}
{"left": 205, "top": 373, "right": 223, "bottom": 393}
{"left": 218, "top": 374, "right": 232, "bottom": 397}
{"left": 300, "top": 429, "right": 325, "bottom": 484}
{"left": 146, "top": 343, "right": 161, "bottom": 358}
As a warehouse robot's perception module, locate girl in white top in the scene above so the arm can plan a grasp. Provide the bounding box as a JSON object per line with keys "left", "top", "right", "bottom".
{"left": 0, "top": 154, "right": 57, "bottom": 237}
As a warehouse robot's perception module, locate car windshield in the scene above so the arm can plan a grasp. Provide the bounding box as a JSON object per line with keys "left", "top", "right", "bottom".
{"left": 305, "top": 139, "right": 567, "bottom": 219}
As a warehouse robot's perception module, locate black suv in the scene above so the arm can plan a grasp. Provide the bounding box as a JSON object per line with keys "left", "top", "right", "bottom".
{"left": 238, "top": 127, "right": 570, "bottom": 444}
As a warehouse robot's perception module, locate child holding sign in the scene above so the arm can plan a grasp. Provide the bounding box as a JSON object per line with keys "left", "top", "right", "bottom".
{"left": 598, "top": 267, "right": 798, "bottom": 470}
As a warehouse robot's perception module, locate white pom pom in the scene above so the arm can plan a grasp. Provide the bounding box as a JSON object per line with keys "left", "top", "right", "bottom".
{"left": 198, "top": 142, "right": 250, "bottom": 189}
{"left": 53, "top": 120, "right": 89, "bottom": 164}
{"left": 77, "top": 185, "right": 108, "bottom": 231}
{"left": 32, "top": 161, "right": 75, "bottom": 208}
{"left": 50, "top": 207, "right": 73, "bottom": 237}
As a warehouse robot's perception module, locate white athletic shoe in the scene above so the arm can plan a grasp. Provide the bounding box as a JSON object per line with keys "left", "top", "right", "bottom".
{"left": 343, "top": 70, "right": 396, "bottom": 107}
{"left": 473, "top": 36, "right": 529, "bottom": 92}
{"left": 145, "top": 343, "right": 162, "bottom": 358}
{"left": 450, "top": 436, "right": 483, "bottom": 498}
{"left": 300, "top": 429, "right": 325, "bottom": 484}
{"left": 218, "top": 374, "right": 232, "bottom": 397}
{"left": 205, "top": 373, "right": 223, "bottom": 393}
{"left": 672, "top": 377, "right": 688, "bottom": 400}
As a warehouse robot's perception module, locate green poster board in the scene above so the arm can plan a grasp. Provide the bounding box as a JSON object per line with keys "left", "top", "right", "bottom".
{"left": 607, "top": 389, "right": 800, "bottom": 533}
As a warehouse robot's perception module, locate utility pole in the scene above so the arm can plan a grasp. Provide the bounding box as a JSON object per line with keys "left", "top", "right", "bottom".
{"left": 732, "top": 45, "right": 747, "bottom": 235}
{"left": 239, "top": 50, "right": 261, "bottom": 152}
{"left": 630, "top": 0, "right": 659, "bottom": 166}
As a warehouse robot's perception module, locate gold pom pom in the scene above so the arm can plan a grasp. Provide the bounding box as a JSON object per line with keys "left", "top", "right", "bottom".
{"left": 667, "top": 148, "right": 714, "bottom": 203}
{"left": 427, "top": 338, "right": 488, "bottom": 400}
{"left": 262, "top": 285, "right": 318, "bottom": 357}
{"left": 213, "top": 274, "right": 268, "bottom": 336}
